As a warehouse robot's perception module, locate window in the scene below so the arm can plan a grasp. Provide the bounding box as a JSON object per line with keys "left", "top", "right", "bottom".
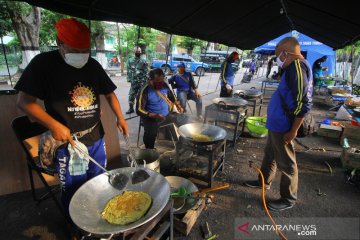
{"left": 105, "top": 37, "right": 115, "bottom": 45}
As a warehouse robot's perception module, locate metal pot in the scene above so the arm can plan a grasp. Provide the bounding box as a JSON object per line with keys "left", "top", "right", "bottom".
{"left": 128, "top": 149, "right": 160, "bottom": 173}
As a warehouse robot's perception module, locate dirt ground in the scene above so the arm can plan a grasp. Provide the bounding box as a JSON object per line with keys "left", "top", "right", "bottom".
{"left": 1, "top": 77, "right": 360, "bottom": 240}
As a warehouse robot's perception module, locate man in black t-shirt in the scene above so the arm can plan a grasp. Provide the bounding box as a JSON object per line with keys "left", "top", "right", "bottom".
{"left": 15, "top": 18, "right": 128, "bottom": 217}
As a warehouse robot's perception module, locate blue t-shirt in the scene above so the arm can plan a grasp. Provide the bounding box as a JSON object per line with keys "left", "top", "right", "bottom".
{"left": 220, "top": 60, "right": 235, "bottom": 86}
{"left": 266, "top": 59, "right": 313, "bottom": 133}
{"left": 250, "top": 61, "right": 256, "bottom": 71}
{"left": 145, "top": 87, "right": 170, "bottom": 116}
{"left": 169, "top": 72, "right": 193, "bottom": 92}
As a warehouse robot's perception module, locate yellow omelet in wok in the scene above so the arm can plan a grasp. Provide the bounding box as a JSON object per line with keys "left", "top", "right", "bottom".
{"left": 191, "top": 133, "right": 214, "bottom": 142}
{"left": 101, "top": 191, "right": 152, "bottom": 225}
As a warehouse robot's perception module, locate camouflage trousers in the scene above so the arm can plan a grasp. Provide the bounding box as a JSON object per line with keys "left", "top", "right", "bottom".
{"left": 128, "top": 81, "right": 144, "bottom": 104}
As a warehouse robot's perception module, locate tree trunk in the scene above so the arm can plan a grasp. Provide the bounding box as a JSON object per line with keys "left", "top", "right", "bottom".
{"left": 93, "top": 33, "right": 107, "bottom": 69}
{"left": 116, "top": 23, "right": 124, "bottom": 74}
{"left": 165, "top": 34, "right": 172, "bottom": 56}
{"left": 6, "top": 4, "right": 41, "bottom": 70}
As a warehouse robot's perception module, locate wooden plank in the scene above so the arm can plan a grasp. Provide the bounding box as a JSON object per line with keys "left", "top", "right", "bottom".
{"left": 129, "top": 201, "right": 171, "bottom": 240}
{"left": 174, "top": 198, "right": 206, "bottom": 236}
{"left": 149, "top": 221, "right": 170, "bottom": 240}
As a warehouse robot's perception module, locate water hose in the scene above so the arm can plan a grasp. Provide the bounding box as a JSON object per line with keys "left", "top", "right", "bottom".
{"left": 249, "top": 161, "right": 288, "bottom": 240}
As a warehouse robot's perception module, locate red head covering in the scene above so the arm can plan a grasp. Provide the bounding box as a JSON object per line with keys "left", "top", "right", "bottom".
{"left": 55, "top": 18, "right": 90, "bottom": 49}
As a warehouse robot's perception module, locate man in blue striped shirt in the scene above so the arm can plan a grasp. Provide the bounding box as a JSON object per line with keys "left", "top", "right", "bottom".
{"left": 244, "top": 37, "right": 313, "bottom": 211}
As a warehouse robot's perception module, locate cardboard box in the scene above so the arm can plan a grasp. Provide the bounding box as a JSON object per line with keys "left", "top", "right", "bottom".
{"left": 341, "top": 123, "right": 360, "bottom": 143}
{"left": 341, "top": 148, "right": 360, "bottom": 169}
{"left": 340, "top": 135, "right": 360, "bottom": 169}
{"left": 317, "top": 124, "right": 343, "bottom": 139}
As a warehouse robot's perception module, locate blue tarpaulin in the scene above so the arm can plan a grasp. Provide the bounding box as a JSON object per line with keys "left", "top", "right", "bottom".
{"left": 254, "top": 31, "right": 336, "bottom": 75}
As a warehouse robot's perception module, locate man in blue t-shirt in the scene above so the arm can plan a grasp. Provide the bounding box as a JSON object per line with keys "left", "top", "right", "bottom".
{"left": 137, "top": 68, "right": 191, "bottom": 149}
{"left": 312, "top": 56, "right": 328, "bottom": 80}
{"left": 249, "top": 59, "right": 256, "bottom": 74}
{"left": 220, "top": 52, "right": 239, "bottom": 97}
{"left": 244, "top": 37, "right": 313, "bottom": 211}
{"left": 168, "top": 62, "right": 202, "bottom": 118}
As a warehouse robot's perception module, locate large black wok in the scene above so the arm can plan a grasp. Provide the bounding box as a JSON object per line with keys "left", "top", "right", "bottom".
{"left": 178, "top": 123, "right": 227, "bottom": 145}
{"left": 234, "top": 87, "right": 263, "bottom": 99}
{"left": 212, "top": 97, "right": 248, "bottom": 110}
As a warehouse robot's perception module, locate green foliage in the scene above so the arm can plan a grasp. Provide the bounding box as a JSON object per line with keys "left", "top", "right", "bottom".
{"left": 0, "top": 1, "right": 12, "bottom": 37}
{"left": 128, "top": 26, "right": 158, "bottom": 52}
{"left": 176, "top": 36, "right": 206, "bottom": 54}
{"left": 39, "top": 9, "right": 66, "bottom": 46}
{"left": 0, "top": 1, "right": 34, "bottom": 38}
{"left": 115, "top": 25, "right": 159, "bottom": 59}
{"left": 0, "top": 52, "right": 21, "bottom": 67}
{"left": 336, "top": 40, "right": 360, "bottom": 60}
{"left": 6, "top": 35, "right": 20, "bottom": 48}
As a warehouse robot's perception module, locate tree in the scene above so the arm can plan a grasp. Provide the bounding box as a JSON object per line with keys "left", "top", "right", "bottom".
{"left": 91, "top": 21, "right": 107, "bottom": 69}
{"left": 122, "top": 25, "right": 159, "bottom": 58}
{"left": 0, "top": 1, "right": 12, "bottom": 37}
{"left": 5, "top": 1, "right": 41, "bottom": 69}
{"left": 39, "top": 9, "right": 66, "bottom": 46}
{"left": 177, "top": 36, "right": 205, "bottom": 55}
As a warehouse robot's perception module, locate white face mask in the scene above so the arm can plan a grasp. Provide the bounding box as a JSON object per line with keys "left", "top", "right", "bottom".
{"left": 276, "top": 51, "right": 302, "bottom": 68}
{"left": 64, "top": 53, "right": 89, "bottom": 69}
{"left": 276, "top": 52, "right": 286, "bottom": 68}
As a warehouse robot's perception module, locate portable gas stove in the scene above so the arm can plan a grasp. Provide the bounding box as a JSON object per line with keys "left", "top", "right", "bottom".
{"left": 175, "top": 136, "right": 226, "bottom": 188}
{"left": 234, "top": 88, "right": 263, "bottom": 116}
{"left": 204, "top": 102, "right": 248, "bottom": 146}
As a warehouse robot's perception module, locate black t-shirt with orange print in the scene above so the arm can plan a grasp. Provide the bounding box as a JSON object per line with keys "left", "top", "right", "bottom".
{"left": 15, "top": 50, "right": 117, "bottom": 145}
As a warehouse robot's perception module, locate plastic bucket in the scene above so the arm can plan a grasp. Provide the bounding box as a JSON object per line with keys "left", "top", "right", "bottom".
{"left": 245, "top": 116, "right": 268, "bottom": 138}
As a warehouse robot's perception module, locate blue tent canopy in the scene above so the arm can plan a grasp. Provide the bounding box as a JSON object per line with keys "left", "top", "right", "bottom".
{"left": 254, "top": 31, "right": 336, "bottom": 75}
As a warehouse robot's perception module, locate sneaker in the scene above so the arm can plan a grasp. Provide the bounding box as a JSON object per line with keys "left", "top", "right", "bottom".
{"left": 243, "top": 180, "right": 271, "bottom": 190}
{"left": 197, "top": 115, "right": 204, "bottom": 121}
{"left": 266, "top": 198, "right": 295, "bottom": 211}
{"left": 126, "top": 108, "right": 134, "bottom": 114}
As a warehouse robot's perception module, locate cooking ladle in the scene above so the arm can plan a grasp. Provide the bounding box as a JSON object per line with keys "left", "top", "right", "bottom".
{"left": 122, "top": 135, "right": 150, "bottom": 184}
{"left": 73, "top": 143, "right": 129, "bottom": 190}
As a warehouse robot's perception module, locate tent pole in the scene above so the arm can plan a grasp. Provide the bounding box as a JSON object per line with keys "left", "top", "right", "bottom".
{"left": 196, "top": 41, "right": 209, "bottom": 87}
{"left": 164, "top": 34, "right": 172, "bottom": 66}
{"left": 116, "top": 22, "right": 124, "bottom": 74}
{"left": 136, "top": 26, "right": 141, "bottom": 49}
{"left": 1, "top": 36, "right": 12, "bottom": 88}
{"left": 334, "top": 50, "right": 337, "bottom": 77}
{"left": 350, "top": 43, "right": 355, "bottom": 93}
{"left": 163, "top": 34, "right": 178, "bottom": 100}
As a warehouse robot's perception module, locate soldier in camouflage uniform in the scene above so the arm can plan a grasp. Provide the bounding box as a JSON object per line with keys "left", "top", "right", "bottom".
{"left": 126, "top": 47, "right": 149, "bottom": 114}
